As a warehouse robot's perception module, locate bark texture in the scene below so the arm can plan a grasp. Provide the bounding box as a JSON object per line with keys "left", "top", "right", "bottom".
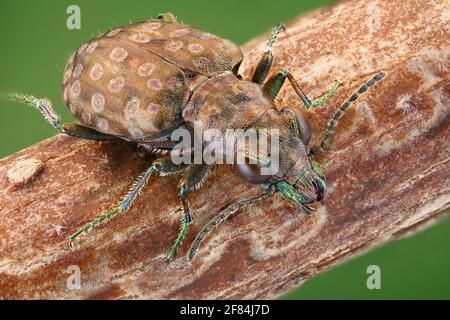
{"left": 0, "top": 0, "right": 449, "bottom": 299}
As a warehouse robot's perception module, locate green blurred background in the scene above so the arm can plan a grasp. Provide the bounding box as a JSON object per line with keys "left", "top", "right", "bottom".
{"left": 0, "top": 0, "right": 448, "bottom": 299}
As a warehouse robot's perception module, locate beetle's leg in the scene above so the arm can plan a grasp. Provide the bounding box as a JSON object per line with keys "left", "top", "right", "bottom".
{"left": 188, "top": 185, "right": 275, "bottom": 261}
{"left": 263, "top": 71, "right": 341, "bottom": 109}
{"left": 251, "top": 24, "right": 284, "bottom": 84}
{"left": 319, "top": 72, "right": 386, "bottom": 151}
{"left": 166, "top": 164, "right": 212, "bottom": 260}
{"left": 68, "top": 158, "right": 188, "bottom": 245}
{"left": 8, "top": 93, "right": 114, "bottom": 141}
{"left": 60, "top": 123, "right": 115, "bottom": 141}
{"left": 138, "top": 140, "right": 179, "bottom": 152}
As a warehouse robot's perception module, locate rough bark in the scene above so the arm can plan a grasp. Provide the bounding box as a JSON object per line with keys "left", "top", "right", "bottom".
{"left": 0, "top": 0, "right": 449, "bottom": 299}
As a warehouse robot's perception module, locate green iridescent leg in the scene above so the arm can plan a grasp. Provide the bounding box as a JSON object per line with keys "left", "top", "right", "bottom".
{"left": 309, "top": 81, "right": 341, "bottom": 108}
{"left": 166, "top": 164, "right": 211, "bottom": 260}
{"left": 263, "top": 71, "right": 341, "bottom": 109}
{"left": 251, "top": 23, "right": 284, "bottom": 84}
{"left": 69, "top": 158, "right": 187, "bottom": 246}
{"left": 68, "top": 164, "right": 158, "bottom": 245}
{"left": 166, "top": 206, "right": 192, "bottom": 261}
{"left": 8, "top": 93, "right": 114, "bottom": 141}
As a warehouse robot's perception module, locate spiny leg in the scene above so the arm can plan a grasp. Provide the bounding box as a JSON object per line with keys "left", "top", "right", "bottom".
{"left": 188, "top": 185, "right": 274, "bottom": 261}
{"left": 69, "top": 158, "right": 187, "bottom": 245}
{"left": 263, "top": 70, "right": 341, "bottom": 109}
{"left": 320, "top": 72, "right": 386, "bottom": 151}
{"left": 8, "top": 93, "right": 114, "bottom": 141}
{"left": 166, "top": 164, "right": 212, "bottom": 260}
{"left": 251, "top": 23, "right": 284, "bottom": 84}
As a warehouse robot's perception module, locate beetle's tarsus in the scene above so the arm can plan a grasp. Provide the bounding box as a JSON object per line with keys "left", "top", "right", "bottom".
{"left": 7, "top": 93, "right": 115, "bottom": 141}
{"left": 167, "top": 165, "right": 211, "bottom": 260}
{"left": 266, "top": 23, "right": 285, "bottom": 49}
{"left": 8, "top": 93, "right": 62, "bottom": 129}
{"left": 166, "top": 211, "right": 192, "bottom": 261}
{"left": 308, "top": 80, "right": 342, "bottom": 108}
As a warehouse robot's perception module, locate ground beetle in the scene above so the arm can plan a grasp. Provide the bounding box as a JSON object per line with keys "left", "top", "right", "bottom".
{"left": 9, "top": 13, "right": 385, "bottom": 260}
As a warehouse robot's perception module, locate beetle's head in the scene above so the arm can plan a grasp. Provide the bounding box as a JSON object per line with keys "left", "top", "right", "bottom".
{"left": 234, "top": 107, "right": 325, "bottom": 210}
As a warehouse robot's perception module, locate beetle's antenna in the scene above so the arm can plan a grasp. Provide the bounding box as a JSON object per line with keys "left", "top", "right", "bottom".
{"left": 188, "top": 187, "right": 274, "bottom": 261}
{"left": 320, "top": 72, "right": 386, "bottom": 150}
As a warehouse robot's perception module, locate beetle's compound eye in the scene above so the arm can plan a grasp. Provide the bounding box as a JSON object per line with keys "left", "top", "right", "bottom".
{"left": 286, "top": 107, "right": 311, "bottom": 145}
{"left": 235, "top": 162, "right": 272, "bottom": 184}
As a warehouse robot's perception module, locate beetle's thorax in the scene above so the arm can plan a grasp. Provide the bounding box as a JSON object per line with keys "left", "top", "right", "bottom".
{"left": 251, "top": 107, "right": 311, "bottom": 181}
{"left": 182, "top": 72, "right": 311, "bottom": 179}
{"left": 182, "top": 72, "right": 275, "bottom": 134}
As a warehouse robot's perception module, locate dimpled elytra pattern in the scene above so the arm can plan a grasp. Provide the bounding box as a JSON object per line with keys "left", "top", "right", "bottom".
{"left": 115, "top": 20, "right": 242, "bottom": 76}
{"left": 61, "top": 18, "right": 243, "bottom": 140}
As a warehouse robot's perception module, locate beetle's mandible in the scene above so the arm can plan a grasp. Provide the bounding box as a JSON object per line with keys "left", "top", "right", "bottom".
{"left": 9, "top": 12, "right": 385, "bottom": 261}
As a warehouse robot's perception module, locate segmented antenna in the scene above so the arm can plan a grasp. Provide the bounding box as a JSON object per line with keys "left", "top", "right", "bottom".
{"left": 188, "top": 188, "right": 274, "bottom": 261}
{"left": 8, "top": 93, "right": 62, "bottom": 129}
{"left": 320, "top": 72, "right": 386, "bottom": 150}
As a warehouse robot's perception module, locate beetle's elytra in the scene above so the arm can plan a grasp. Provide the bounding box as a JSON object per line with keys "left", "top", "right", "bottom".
{"left": 10, "top": 12, "right": 385, "bottom": 261}
{"left": 62, "top": 13, "right": 242, "bottom": 141}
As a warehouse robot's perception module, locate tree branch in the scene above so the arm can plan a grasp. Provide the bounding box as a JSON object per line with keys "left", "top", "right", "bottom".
{"left": 0, "top": 0, "right": 449, "bottom": 299}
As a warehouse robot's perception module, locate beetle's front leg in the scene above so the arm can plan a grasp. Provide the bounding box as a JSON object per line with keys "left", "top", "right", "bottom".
{"left": 166, "top": 164, "right": 211, "bottom": 260}
{"left": 263, "top": 70, "right": 341, "bottom": 109}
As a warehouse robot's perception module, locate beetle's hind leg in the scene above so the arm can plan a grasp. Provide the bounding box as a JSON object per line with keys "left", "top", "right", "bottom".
{"left": 8, "top": 93, "right": 114, "bottom": 141}
{"left": 68, "top": 158, "right": 188, "bottom": 246}
{"left": 263, "top": 71, "right": 341, "bottom": 109}
{"left": 166, "top": 164, "right": 213, "bottom": 260}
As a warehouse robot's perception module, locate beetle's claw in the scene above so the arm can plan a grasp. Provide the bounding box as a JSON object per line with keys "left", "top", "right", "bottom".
{"left": 312, "top": 178, "right": 325, "bottom": 202}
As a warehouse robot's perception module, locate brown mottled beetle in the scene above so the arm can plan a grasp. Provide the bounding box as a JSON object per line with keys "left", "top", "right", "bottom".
{"left": 10, "top": 13, "right": 385, "bottom": 260}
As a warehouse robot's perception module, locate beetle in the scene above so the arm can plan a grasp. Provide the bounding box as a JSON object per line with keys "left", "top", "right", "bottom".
{"left": 9, "top": 13, "right": 385, "bottom": 261}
